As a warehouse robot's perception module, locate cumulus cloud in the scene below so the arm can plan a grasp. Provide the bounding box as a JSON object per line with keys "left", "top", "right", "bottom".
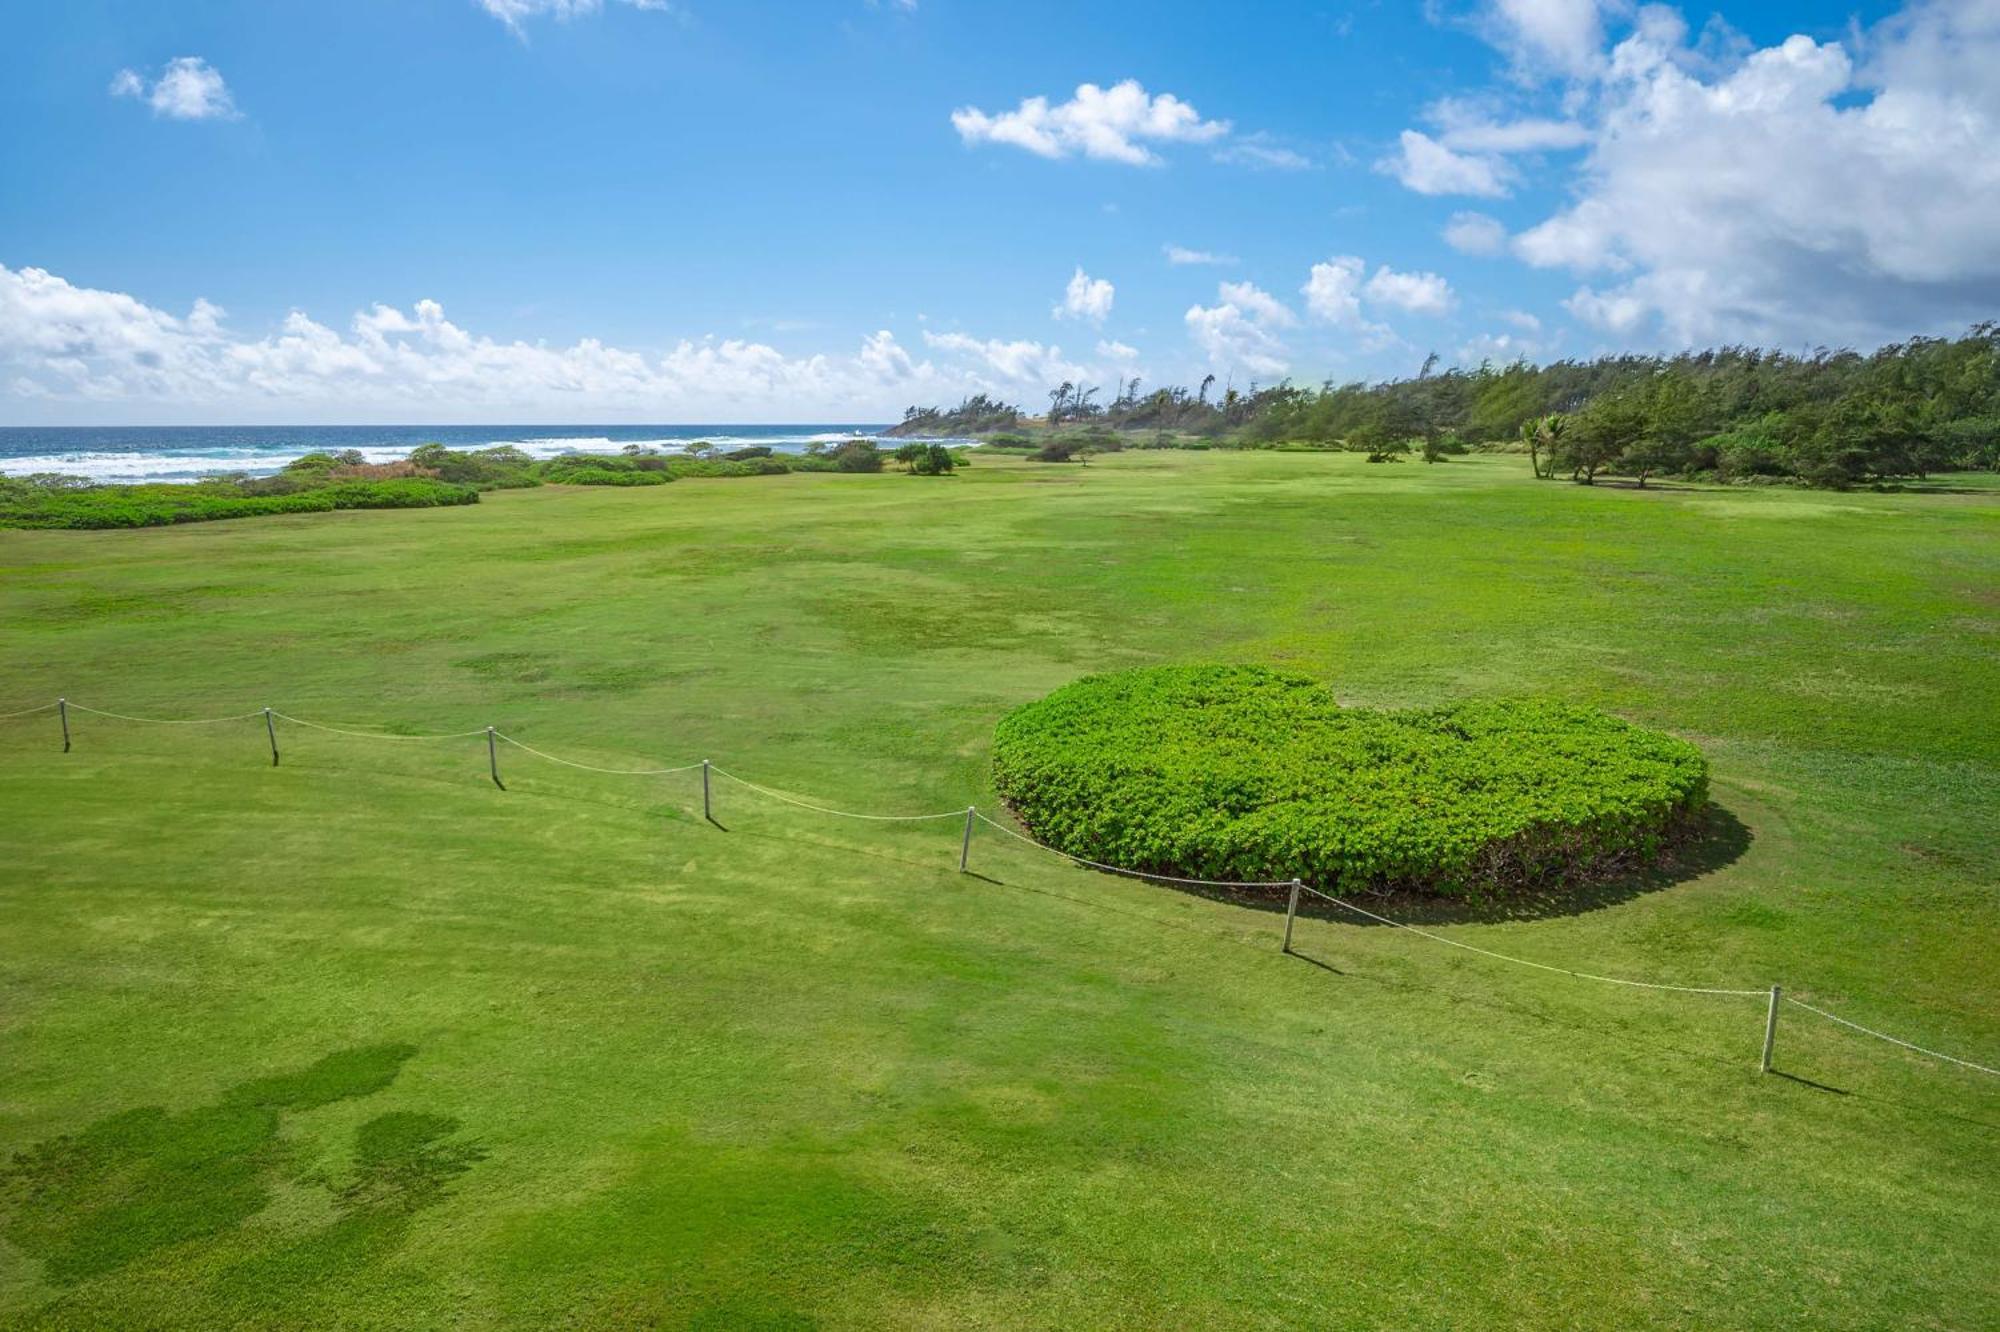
{"left": 951, "top": 79, "right": 1228, "bottom": 165}
{"left": 1512, "top": 1, "right": 2000, "bottom": 346}
{"left": 0, "top": 263, "right": 1117, "bottom": 419}
{"left": 1478, "top": 0, "right": 1607, "bottom": 79}
{"left": 1185, "top": 281, "right": 1293, "bottom": 377}
{"left": 1362, "top": 266, "right": 1456, "bottom": 316}
{"left": 1054, "top": 267, "right": 1115, "bottom": 324}
{"left": 1164, "top": 244, "right": 1237, "bottom": 266}
{"left": 919, "top": 331, "right": 1093, "bottom": 390}
{"left": 1443, "top": 211, "right": 1509, "bottom": 255}
{"left": 1377, "top": 130, "right": 1511, "bottom": 197}
{"left": 475, "top": 0, "right": 674, "bottom": 34}
{"left": 109, "top": 57, "right": 238, "bottom": 121}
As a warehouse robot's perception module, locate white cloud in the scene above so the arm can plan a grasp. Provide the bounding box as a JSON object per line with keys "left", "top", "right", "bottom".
{"left": 1301, "top": 258, "right": 1368, "bottom": 327}
{"left": 1500, "top": 308, "right": 1543, "bottom": 331}
{"left": 1510, "top": 1, "right": 2000, "bottom": 346}
{"left": 1378, "top": 130, "right": 1511, "bottom": 197}
{"left": 1213, "top": 137, "right": 1314, "bottom": 170}
{"left": 1185, "top": 280, "right": 1293, "bottom": 377}
{"left": 1217, "top": 280, "right": 1297, "bottom": 329}
{"left": 475, "top": 0, "right": 674, "bottom": 34}
{"left": 1054, "top": 267, "right": 1115, "bottom": 324}
{"left": 1164, "top": 244, "right": 1237, "bottom": 266}
{"left": 951, "top": 80, "right": 1229, "bottom": 166}
{"left": 1478, "top": 0, "right": 1607, "bottom": 79}
{"left": 0, "top": 263, "right": 1113, "bottom": 421}
{"left": 109, "top": 57, "right": 238, "bottom": 121}
{"left": 1096, "top": 339, "right": 1140, "bottom": 360}
{"left": 1443, "top": 211, "right": 1509, "bottom": 255}
{"left": 920, "top": 331, "right": 1092, "bottom": 391}
{"left": 1362, "top": 266, "right": 1456, "bottom": 316}
{"left": 1427, "top": 98, "right": 1591, "bottom": 152}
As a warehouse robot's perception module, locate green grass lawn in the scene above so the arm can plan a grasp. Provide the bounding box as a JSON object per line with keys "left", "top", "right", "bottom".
{"left": 1, "top": 451, "right": 1995, "bottom": 1329}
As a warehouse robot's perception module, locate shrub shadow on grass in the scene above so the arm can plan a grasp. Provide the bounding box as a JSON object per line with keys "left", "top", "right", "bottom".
{"left": 1160, "top": 801, "right": 1753, "bottom": 927}
{"left": 0, "top": 1043, "right": 483, "bottom": 1297}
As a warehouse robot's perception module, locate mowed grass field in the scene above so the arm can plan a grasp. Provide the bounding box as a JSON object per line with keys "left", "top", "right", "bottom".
{"left": 0, "top": 450, "right": 1995, "bottom": 1330}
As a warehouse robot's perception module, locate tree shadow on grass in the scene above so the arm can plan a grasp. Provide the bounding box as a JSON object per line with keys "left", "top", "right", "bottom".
{"left": 1147, "top": 801, "right": 1754, "bottom": 927}
{"left": 0, "top": 1044, "right": 484, "bottom": 1297}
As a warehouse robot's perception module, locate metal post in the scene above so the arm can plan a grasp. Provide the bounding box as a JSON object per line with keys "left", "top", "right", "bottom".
{"left": 1283, "top": 879, "right": 1302, "bottom": 953}
{"left": 487, "top": 727, "right": 504, "bottom": 790}
{"left": 58, "top": 697, "right": 70, "bottom": 753}
{"left": 264, "top": 708, "right": 280, "bottom": 766}
{"left": 1760, "top": 984, "right": 1782, "bottom": 1073}
{"left": 959, "top": 806, "right": 976, "bottom": 873}
{"left": 702, "top": 759, "right": 712, "bottom": 822}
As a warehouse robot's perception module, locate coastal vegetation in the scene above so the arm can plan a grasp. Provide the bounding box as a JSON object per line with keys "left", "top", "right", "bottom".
{"left": 991, "top": 665, "right": 1708, "bottom": 899}
{"left": 0, "top": 437, "right": 979, "bottom": 530}
{"left": 896, "top": 323, "right": 2000, "bottom": 488}
{"left": 1, "top": 450, "right": 1992, "bottom": 1326}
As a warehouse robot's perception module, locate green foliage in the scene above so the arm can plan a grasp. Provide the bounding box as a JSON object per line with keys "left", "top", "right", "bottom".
{"left": 406, "top": 444, "right": 540, "bottom": 489}
{"left": 993, "top": 665, "right": 1708, "bottom": 899}
{"left": 0, "top": 477, "right": 477, "bottom": 530}
{"left": 830, "top": 440, "right": 884, "bottom": 473}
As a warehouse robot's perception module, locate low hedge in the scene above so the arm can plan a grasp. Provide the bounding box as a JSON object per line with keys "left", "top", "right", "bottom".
{"left": 0, "top": 477, "right": 478, "bottom": 530}
{"left": 991, "top": 665, "right": 1708, "bottom": 898}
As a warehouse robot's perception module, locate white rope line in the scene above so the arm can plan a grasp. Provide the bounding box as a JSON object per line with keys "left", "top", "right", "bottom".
{"left": 65, "top": 702, "right": 266, "bottom": 726}
{"left": 1299, "top": 884, "right": 1765, "bottom": 997}
{"left": 973, "top": 811, "right": 1296, "bottom": 888}
{"left": 495, "top": 733, "right": 704, "bottom": 776}
{"left": 1783, "top": 997, "right": 1999, "bottom": 1077}
{"left": 709, "top": 766, "right": 967, "bottom": 822}
{"left": 14, "top": 695, "right": 1998, "bottom": 1080}
{"left": 270, "top": 712, "right": 489, "bottom": 741}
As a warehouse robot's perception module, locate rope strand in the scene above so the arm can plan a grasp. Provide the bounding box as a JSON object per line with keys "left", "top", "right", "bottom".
{"left": 270, "top": 712, "right": 488, "bottom": 741}
{"left": 1297, "top": 884, "right": 1764, "bottom": 996}
{"left": 0, "top": 702, "right": 58, "bottom": 720}
{"left": 495, "top": 733, "right": 704, "bottom": 776}
{"left": 972, "top": 810, "right": 1296, "bottom": 888}
{"left": 1783, "top": 997, "right": 1998, "bottom": 1077}
{"left": 65, "top": 702, "right": 266, "bottom": 725}
{"left": 709, "top": 766, "right": 965, "bottom": 821}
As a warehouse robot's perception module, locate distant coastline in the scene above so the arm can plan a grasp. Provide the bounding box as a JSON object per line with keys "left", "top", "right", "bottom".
{"left": 0, "top": 424, "right": 901, "bottom": 485}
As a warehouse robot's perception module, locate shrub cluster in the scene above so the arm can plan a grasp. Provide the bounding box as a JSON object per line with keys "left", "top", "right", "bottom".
{"left": 991, "top": 665, "right": 1708, "bottom": 899}
{"left": 0, "top": 476, "right": 477, "bottom": 530}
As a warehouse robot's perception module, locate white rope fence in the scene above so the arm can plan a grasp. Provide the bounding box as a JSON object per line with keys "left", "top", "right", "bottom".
{"left": 4, "top": 694, "right": 1993, "bottom": 1083}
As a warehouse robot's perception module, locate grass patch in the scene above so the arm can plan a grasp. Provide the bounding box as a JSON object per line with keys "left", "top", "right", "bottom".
{"left": 0, "top": 451, "right": 1994, "bottom": 1328}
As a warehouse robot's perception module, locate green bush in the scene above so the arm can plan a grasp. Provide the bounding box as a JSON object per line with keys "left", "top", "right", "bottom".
{"left": 0, "top": 477, "right": 477, "bottom": 530}
{"left": 991, "top": 665, "right": 1708, "bottom": 899}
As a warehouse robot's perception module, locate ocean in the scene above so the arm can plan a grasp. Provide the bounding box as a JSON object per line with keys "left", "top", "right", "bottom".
{"left": 0, "top": 424, "right": 895, "bottom": 484}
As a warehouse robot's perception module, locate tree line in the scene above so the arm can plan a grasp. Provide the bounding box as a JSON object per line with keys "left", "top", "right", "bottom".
{"left": 897, "top": 325, "right": 2000, "bottom": 487}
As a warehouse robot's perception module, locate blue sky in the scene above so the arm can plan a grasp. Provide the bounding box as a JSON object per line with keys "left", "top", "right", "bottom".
{"left": 5, "top": 0, "right": 1992, "bottom": 424}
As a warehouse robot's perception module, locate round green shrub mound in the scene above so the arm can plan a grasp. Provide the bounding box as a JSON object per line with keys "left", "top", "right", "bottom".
{"left": 991, "top": 665, "right": 1709, "bottom": 898}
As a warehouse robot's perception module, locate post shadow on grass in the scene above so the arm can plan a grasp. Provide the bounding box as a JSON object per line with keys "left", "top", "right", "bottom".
{"left": 1153, "top": 802, "right": 1753, "bottom": 928}
{"left": 0, "top": 1043, "right": 484, "bottom": 1292}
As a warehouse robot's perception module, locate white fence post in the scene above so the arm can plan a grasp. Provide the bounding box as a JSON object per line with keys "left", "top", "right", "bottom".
{"left": 702, "top": 759, "right": 713, "bottom": 822}
{"left": 487, "top": 727, "right": 504, "bottom": 790}
{"left": 959, "top": 806, "right": 976, "bottom": 873}
{"left": 1283, "top": 879, "right": 1302, "bottom": 954}
{"left": 1761, "top": 984, "right": 1782, "bottom": 1073}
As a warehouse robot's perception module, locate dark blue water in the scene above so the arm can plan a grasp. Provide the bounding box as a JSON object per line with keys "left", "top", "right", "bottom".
{"left": 0, "top": 424, "right": 893, "bottom": 483}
